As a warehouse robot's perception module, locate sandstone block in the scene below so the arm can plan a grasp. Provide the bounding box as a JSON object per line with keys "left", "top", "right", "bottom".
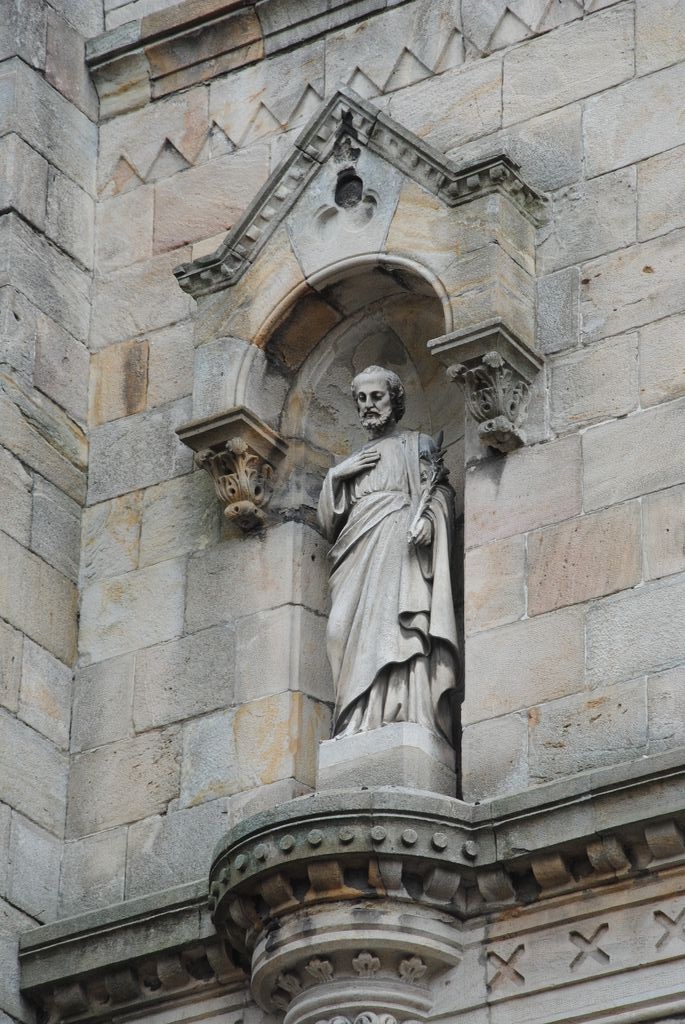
{"left": 536, "top": 266, "right": 580, "bottom": 355}
{"left": 0, "top": 446, "right": 32, "bottom": 547}
{"left": 87, "top": 398, "right": 193, "bottom": 503}
{"left": 464, "top": 535, "right": 525, "bottom": 635}
{"left": 502, "top": 7, "right": 633, "bottom": 125}
{"left": 0, "top": 530, "right": 77, "bottom": 665}
{"left": 186, "top": 522, "right": 329, "bottom": 632}
{"left": 0, "top": 619, "right": 22, "bottom": 715}
{"left": 0, "top": 804, "right": 9, "bottom": 894}
{"left": 647, "top": 665, "right": 685, "bottom": 753}
{"left": 92, "top": 248, "right": 192, "bottom": 349}
{"left": 67, "top": 727, "right": 181, "bottom": 836}
{"left": 191, "top": 334, "right": 289, "bottom": 424}
{"left": 528, "top": 501, "right": 642, "bottom": 616}
{"left": 147, "top": 322, "right": 194, "bottom": 408}
{"left": 0, "top": 287, "right": 37, "bottom": 381}
{"left": 639, "top": 313, "right": 685, "bottom": 408}
{"left": 58, "top": 827, "right": 126, "bottom": 917}
{"left": 549, "top": 332, "right": 638, "bottom": 432}
{"left": 95, "top": 186, "right": 154, "bottom": 274}
{"left": 8, "top": 812, "right": 61, "bottom": 921}
{"left": 388, "top": 56, "right": 502, "bottom": 152}
{"left": 234, "top": 604, "right": 333, "bottom": 704}
{"left": 133, "top": 623, "right": 234, "bottom": 731}
{"left": 529, "top": 679, "right": 647, "bottom": 784}
{"left": 81, "top": 492, "right": 142, "bottom": 582}
{"left": 638, "top": 145, "right": 685, "bottom": 242}
{"left": 539, "top": 168, "right": 636, "bottom": 275}
{"left": 30, "top": 476, "right": 80, "bottom": 583}
{"left": 584, "top": 62, "right": 685, "bottom": 176}
{"left": 89, "top": 339, "right": 149, "bottom": 426}
{"left": 71, "top": 655, "right": 134, "bottom": 752}
{"left": 582, "top": 397, "right": 685, "bottom": 511}
{"left": 33, "top": 314, "right": 90, "bottom": 426}
{"left": 0, "top": 134, "right": 48, "bottom": 231}
{"left": 461, "top": 712, "right": 528, "bottom": 801}
{"left": 0, "top": 895, "right": 34, "bottom": 1020}
{"left": 465, "top": 436, "right": 582, "bottom": 547}
{"left": 462, "top": 0, "right": 584, "bottom": 54}
{"left": 19, "top": 639, "right": 71, "bottom": 750}
{"left": 45, "top": 9, "right": 98, "bottom": 120}
{"left": 0, "top": 58, "right": 97, "bottom": 195}
{"left": 586, "top": 575, "right": 685, "bottom": 687}
{"left": 46, "top": 167, "right": 95, "bottom": 272}
{"left": 139, "top": 470, "right": 220, "bottom": 567}
{"left": 126, "top": 799, "right": 232, "bottom": 899}
{"left": 229, "top": 778, "right": 312, "bottom": 823}
{"left": 0, "top": 711, "right": 67, "bottom": 835}
{"left": 79, "top": 558, "right": 186, "bottom": 664}
{"left": 50, "top": 0, "right": 103, "bottom": 35}
{"left": 636, "top": 0, "right": 685, "bottom": 74}
{"left": 643, "top": 484, "right": 685, "bottom": 582}
{"left": 0, "top": 0, "right": 47, "bottom": 69}
{"left": 462, "top": 605, "right": 585, "bottom": 725}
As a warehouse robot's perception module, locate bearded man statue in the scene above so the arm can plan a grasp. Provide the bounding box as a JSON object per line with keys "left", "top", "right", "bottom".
{"left": 317, "top": 365, "right": 460, "bottom": 745}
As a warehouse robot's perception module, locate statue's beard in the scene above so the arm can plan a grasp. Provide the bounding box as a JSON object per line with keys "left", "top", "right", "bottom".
{"left": 360, "top": 407, "right": 394, "bottom": 436}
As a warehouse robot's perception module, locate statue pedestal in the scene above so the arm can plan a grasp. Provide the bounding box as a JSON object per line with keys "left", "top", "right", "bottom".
{"left": 316, "top": 723, "right": 457, "bottom": 796}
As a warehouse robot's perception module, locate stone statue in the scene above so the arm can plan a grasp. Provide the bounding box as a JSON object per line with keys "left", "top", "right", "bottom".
{"left": 317, "top": 366, "right": 459, "bottom": 744}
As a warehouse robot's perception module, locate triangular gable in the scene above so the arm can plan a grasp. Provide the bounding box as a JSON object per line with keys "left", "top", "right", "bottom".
{"left": 174, "top": 87, "right": 544, "bottom": 299}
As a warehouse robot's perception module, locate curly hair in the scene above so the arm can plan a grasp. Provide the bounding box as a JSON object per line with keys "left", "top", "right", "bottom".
{"left": 351, "top": 365, "right": 406, "bottom": 422}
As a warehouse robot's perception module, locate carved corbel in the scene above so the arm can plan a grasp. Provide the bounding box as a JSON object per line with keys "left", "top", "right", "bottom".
{"left": 177, "top": 407, "right": 288, "bottom": 531}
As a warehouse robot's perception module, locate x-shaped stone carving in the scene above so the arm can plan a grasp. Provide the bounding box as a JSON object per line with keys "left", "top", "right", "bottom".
{"left": 654, "top": 907, "right": 685, "bottom": 949}
{"left": 569, "top": 923, "right": 610, "bottom": 970}
{"left": 486, "top": 944, "right": 525, "bottom": 990}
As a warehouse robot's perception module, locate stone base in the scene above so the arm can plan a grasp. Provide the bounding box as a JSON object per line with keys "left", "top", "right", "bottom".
{"left": 316, "top": 723, "right": 457, "bottom": 796}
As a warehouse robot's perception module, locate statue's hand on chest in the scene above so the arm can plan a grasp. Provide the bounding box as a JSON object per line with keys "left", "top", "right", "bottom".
{"left": 332, "top": 447, "right": 380, "bottom": 482}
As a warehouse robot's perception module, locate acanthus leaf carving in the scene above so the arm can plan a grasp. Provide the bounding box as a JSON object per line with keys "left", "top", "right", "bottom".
{"left": 197, "top": 437, "right": 275, "bottom": 532}
{"left": 448, "top": 351, "right": 530, "bottom": 454}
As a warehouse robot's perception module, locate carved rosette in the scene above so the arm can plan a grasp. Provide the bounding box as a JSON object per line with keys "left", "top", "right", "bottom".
{"left": 177, "top": 406, "right": 288, "bottom": 532}
{"left": 448, "top": 351, "right": 530, "bottom": 453}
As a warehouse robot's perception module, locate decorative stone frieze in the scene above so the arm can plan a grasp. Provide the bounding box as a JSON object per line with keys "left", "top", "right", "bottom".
{"left": 430, "top": 319, "right": 543, "bottom": 454}
{"left": 177, "top": 406, "right": 288, "bottom": 531}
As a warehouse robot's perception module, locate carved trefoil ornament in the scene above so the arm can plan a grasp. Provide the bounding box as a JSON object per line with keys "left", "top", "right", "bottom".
{"left": 177, "top": 407, "right": 288, "bottom": 531}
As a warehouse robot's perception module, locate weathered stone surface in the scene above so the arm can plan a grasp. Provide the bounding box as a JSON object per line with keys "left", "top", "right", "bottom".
{"left": 0, "top": 287, "right": 37, "bottom": 382}
{"left": 147, "top": 321, "right": 194, "bottom": 408}
{"left": 647, "top": 665, "right": 685, "bottom": 753}
{"left": 0, "top": 446, "right": 32, "bottom": 547}
{"left": 0, "top": 134, "right": 48, "bottom": 231}
{"left": 584, "top": 62, "right": 685, "bottom": 176}
{"left": 229, "top": 777, "right": 312, "bottom": 822}
{"left": 582, "top": 397, "right": 685, "bottom": 511}
{"left": 0, "top": 530, "right": 77, "bottom": 665}
{"left": 529, "top": 679, "right": 647, "bottom": 784}
{"left": 30, "top": 476, "right": 80, "bottom": 583}
{"left": 89, "top": 339, "right": 149, "bottom": 426}
{"left": 67, "top": 728, "right": 181, "bottom": 836}
{"left": 462, "top": 0, "right": 583, "bottom": 54}
{"left": 81, "top": 492, "right": 142, "bottom": 582}
{"left": 528, "top": 501, "right": 642, "bottom": 616}
{"left": 79, "top": 558, "right": 186, "bottom": 664}
{"left": 8, "top": 812, "right": 61, "bottom": 921}
{"left": 186, "top": 522, "right": 328, "bottom": 632}
{"left": 45, "top": 9, "right": 98, "bottom": 120}
{"left": 464, "top": 535, "right": 525, "bottom": 635}
{"left": 19, "top": 638, "right": 71, "bottom": 750}
{"left": 536, "top": 266, "right": 580, "bottom": 355}
{"left": 0, "top": 619, "right": 22, "bottom": 715}
{"left": 549, "top": 332, "right": 638, "bottom": 432}
{"left": 126, "top": 799, "right": 232, "bottom": 898}
{"left": 0, "top": 804, "right": 9, "bottom": 894}
{"left": 33, "top": 314, "right": 90, "bottom": 426}
{"left": 461, "top": 712, "right": 528, "bottom": 800}
{"left": 180, "top": 692, "right": 329, "bottom": 806}
{"left": 92, "top": 247, "right": 192, "bottom": 349}
{"left": 139, "top": 469, "right": 220, "bottom": 567}
{"left": 0, "top": 0, "right": 47, "bottom": 69}
{"left": 0, "top": 58, "right": 97, "bottom": 195}
{"left": 95, "top": 186, "right": 154, "bottom": 274}
{"left": 388, "top": 56, "right": 502, "bottom": 152}
{"left": 465, "top": 436, "right": 582, "bottom": 547}
{"left": 0, "top": 711, "right": 67, "bottom": 835}
{"left": 46, "top": 167, "right": 95, "bottom": 272}
{"left": 586, "top": 575, "right": 685, "bottom": 687}
{"left": 133, "top": 624, "right": 234, "bottom": 731}
{"left": 0, "top": 896, "right": 34, "bottom": 1020}
{"left": 502, "top": 7, "right": 633, "bottom": 125}
{"left": 234, "top": 604, "right": 333, "bottom": 704}
{"left": 58, "top": 827, "right": 127, "bottom": 917}
{"left": 50, "top": 0, "right": 102, "bottom": 35}
{"left": 638, "top": 145, "right": 685, "bottom": 242}
{"left": 639, "top": 313, "right": 685, "bottom": 408}
{"left": 462, "top": 606, "right": 585, "bottom": 725}
{"left": 643, "top": 483, "right": 685, "bottom": 582}
{"left": 71, "top": 655, "right": 134, "bottom": 753}
{"left": 582, "top": 230, "right": 685, "bottom": 345}
{"left": 636, "top": 0, "right": 685, "bottom": 74}
{"left": 191, "top": 333, "right": 289, "bottom": 425}
{"left": 539, "top": 168, "right": 636, "bottom": 275}
{"left": 88, "top": 398, "right": 193, "bottom": 503}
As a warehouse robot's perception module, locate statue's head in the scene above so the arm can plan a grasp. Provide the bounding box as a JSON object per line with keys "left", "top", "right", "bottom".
{"left": 352, "top": 366, "right": 406, "bottom": 436}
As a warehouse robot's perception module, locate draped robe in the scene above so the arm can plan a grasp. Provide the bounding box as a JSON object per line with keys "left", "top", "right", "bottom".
{"left": 317, "top": 430, "right": 459, "bottom": 743}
